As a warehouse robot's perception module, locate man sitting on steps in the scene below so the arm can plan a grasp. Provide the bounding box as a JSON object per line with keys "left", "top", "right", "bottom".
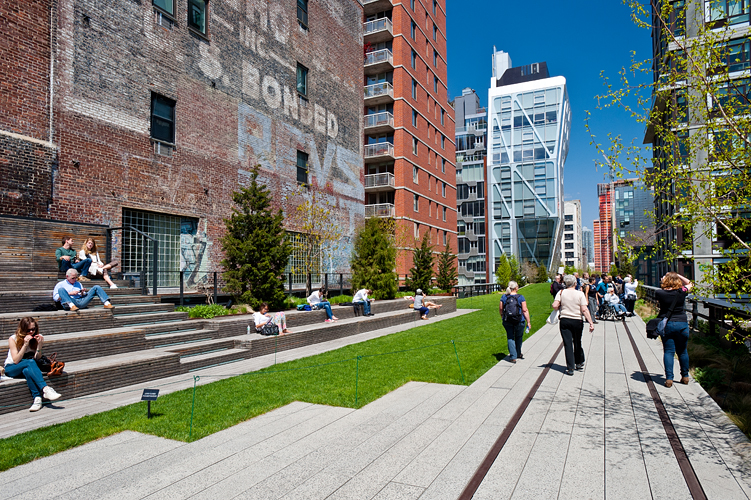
{"left": 53, "top": 269, "right": 114, "bottom": 311}
{"left": 55, "top": 236, "right": 92, "bottom": 280}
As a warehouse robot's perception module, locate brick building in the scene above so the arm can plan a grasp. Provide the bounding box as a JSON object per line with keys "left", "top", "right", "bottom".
{"left": 362, "top": 0, "right": 457, "bottom": 277}
{"left": 0, "top": 0, "right": 364, "bottom": 286}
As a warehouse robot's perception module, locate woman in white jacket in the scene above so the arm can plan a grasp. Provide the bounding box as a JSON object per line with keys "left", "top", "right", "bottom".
{"left": 79, "top": 238, "right": 119, "bottom": 289}
{"left": 623, "top": 276, "right": 638, "bottom": 316}
{"left": 604, "top": 286, "right": 628, "bottom": 316}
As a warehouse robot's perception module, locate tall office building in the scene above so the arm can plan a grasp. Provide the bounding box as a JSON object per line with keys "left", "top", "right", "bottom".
{"left": 582, "top": 226, "right": 594, "bottom": 269}
{"left": 453, "top": 88, "right": 488, "bottom": 285}
{"left": 563, "top": 200, "right": 583, "bottom": 269}
{"left": 363, "top": 0, "right": 457, "bottom": 275}
{"left": 486, "top": 49, "right": 571, "bottom": 280}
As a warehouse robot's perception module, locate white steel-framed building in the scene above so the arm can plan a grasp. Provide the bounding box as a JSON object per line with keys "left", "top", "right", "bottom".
{"left": 486, "top": 49, "right": 571, "bottom": 280}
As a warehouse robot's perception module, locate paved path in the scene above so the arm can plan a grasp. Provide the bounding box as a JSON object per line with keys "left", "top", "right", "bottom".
{"left": 2, "top": 315, "right": 751, "bottom": 499}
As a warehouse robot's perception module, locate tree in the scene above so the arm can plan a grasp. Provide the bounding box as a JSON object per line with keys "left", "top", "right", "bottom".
{"left": 221, "top": 165, "right": 292, "bottom": 310}
{"left": 351, "top": 218, "right": 397, "bottom": 300}
{"left": 406, "top": 231, "right": 435, "bottom": 292}
{"left": 588, "top": 0, "right": 751, "bottom": 300}
{"left": 563, "top": 264, "right": 578, "bottom": 276}
{"left": 536, "top": 264, "right": 550, "bottom": 283}
{"left": 521, "top": 261, "right": 537, "bottom": 284}
{"left": 285, "top": 186, "right": 344, "bottom": 296}
{"left": 609, "top": 263, "right": 619, "bottom": 277}
{"left": 508, "top": 254, "right": 525, "bottom": 286}
{"left": 496, "top": 253, "right": 511, "bottom": 289}
{"left": 435, "top": 237, "right": 457, "bottom": 291}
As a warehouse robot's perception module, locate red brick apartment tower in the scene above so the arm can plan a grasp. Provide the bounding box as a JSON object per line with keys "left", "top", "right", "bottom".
{"left": 0, "top": 0, "right": 55, "bottom": 217}
{"left": 362, "top": 0, "right": 457, "bottom": 277}
{"left": 0, "top": 0, "right": 364, "bottom": 282}
{"left": 593, "top": 183, "right": 613, "bottom": 273}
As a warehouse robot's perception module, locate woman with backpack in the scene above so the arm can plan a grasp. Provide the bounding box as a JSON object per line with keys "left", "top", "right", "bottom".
{"left": 498, "top": 281, "right": 531, "bottom": 364}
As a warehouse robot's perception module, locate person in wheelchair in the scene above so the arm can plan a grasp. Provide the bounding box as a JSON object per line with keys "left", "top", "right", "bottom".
{"left": 603, "top": 285, "right": 628, "bottom": 318}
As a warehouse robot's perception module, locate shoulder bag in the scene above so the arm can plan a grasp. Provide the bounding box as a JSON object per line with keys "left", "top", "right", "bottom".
{"left": 646, "top": 291, "right": 680, "bottom": 339}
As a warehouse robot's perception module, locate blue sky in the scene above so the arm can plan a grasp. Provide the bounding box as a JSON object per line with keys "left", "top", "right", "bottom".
{"left": 446, "top": 0, "right": 652, "bottom": 229}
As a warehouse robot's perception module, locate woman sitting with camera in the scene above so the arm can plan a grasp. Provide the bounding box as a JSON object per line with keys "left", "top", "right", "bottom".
{"left": 5, "top": 317, "right": 61, "bottom": 411}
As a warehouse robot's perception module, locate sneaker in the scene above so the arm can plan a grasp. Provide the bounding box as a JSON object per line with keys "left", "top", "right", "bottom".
{"left": 43, "top": 386, "right": 61, "bottom": 401}
{"left": 68, "top": 304, "right": 79, "bottom": 312}
{"left": 78, "top": 276, "right": 90, "bottom": 282}
{"left": 29, "top": 397, "right": 43, "bottom": 412}
{"left": 109, "top": 284, "right": 118, "bottom": 289}
{"left": 325, "top": 319, "right": 333, "bottom": 323}
{"left": 518, "top": 354, "right": 524, "bottom": 360}
{"left": 331, "top": 316, "right": 338, "bottom": 321}
{"left": 103, "top": 303, "right": 114, "bottom": 309}
{"left": 565, "top": 369, "right": 574, "bottom": 376}
{"left": 509, "top": 358, "right": 517, "bottom": 364}
{"left": 575, "top": 363, "right": 584, "bottom": 371}
{"left": 665, "top": 380, "right": 673, "bottom": 388}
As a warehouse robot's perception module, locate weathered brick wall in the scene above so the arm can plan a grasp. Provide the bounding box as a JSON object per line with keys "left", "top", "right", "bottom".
{"left": 0, "top": 0, "right": 56, "bottom": 217}
{"left": 43, "top": 0, "right": 363, "bottom": 273}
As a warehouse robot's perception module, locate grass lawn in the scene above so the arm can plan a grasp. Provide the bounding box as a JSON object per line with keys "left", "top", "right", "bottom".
{"left": 0, "top": 283, "right": 553, "bottom": 471}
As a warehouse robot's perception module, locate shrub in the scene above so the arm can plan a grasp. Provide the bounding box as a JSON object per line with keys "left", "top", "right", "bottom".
{"left": 175, "top": 304, "right": 235, "bottom": 319}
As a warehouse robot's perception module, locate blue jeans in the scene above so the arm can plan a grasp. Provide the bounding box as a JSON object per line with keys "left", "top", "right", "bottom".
{"left": 504, "top": 321, "right": 525, "bottom": 360}
{"left": 315, "top": 301, "right": 334, "bottom": 319}
{"left": 61, "top": 257, "right": 92, "bottom": 276}
{"left": 662, "top": 321, "right": 690, "bottom": 380}
{"left": 417, "top": 306, "right": 429, "bottom": 317}
{"left": 5, "top": 359, "right": 47, "bottom": 398}
{"left": 612, "top": 304, "right": 627, "bottom": 314}
{"left": 354, "top": 300, "right": 371, "bottom": 315}
{"left": 58, "top": 285, "right": 110, "bottom": 309}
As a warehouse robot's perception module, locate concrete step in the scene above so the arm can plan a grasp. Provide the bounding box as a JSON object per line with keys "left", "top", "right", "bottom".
{"left": 111, "top": 303, "right": 174, "bottom": 315}
{"left": 179, "top": 347, "right": 251, "bottom": 372}
{"left": 114, "top": 311, "right": 190, "bottom": 327}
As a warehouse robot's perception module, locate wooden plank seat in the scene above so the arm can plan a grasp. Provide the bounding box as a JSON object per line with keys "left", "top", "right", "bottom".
{"left": 0, "top": 292, "right": 162, "bottom": 314}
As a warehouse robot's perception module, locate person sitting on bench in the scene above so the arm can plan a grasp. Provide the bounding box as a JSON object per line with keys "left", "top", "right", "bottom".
{"left": 353, "top": 288, "right": 374, "bottom": 316}
{"left": 53, "top": 269, "right": 114, "bottom": 311}
{"left": 56, "top": 236, "right": 92, "bottom": 279}
{"left": 412, "top": 289, "right": 443, "bottom": 320}
{"left": 307, "top": 288, "right": 338, "bottom": 322}
{"left": 79, "top": 238, "right": 119, "bottom": 289}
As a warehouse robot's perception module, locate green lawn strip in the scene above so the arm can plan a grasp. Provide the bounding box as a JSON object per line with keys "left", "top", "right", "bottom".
{"left": 0, "top": 284, "right": 553, "bottom": 471}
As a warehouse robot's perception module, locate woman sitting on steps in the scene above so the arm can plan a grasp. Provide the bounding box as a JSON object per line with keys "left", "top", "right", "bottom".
{"left": 79, "top": 238, "right": 119, "bottom": 289}
{"left": 4, "top": 317, "right": 61, "bottom": 411}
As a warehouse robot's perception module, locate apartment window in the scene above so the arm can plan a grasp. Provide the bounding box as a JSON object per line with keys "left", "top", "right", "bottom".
{"left": 565, "top": 234, "right": 574, "bottom": 240}
{"left": 297, "top": 0, "right": 308, "bottom": 28}
{"left": 442, "top": 231, "right": 447, "bottom": 246}
{"left": 442, "top": 206, "right": 446, "bottom": 221}
{"left": 411, "top": 50, "right": 417, "bottom": 69}
{"left": 433, "top": 23, "right": 437, "bottom": 41}
{"left": 413, "top": 136, "right": 418, "bottom": 155}
{"left": 565, "top": 242, "right": 574, "bottom": 249}
{"left": 413, "top": 166, "right": 418, "bottom": 183}
{"left": 296, "top": 63, "right": 308, "bottom": 95}
{"left": 440, "top": 108, "right": 445, "bottom": 126}
{"left": 433, "top": 49, "right": 438, "bottom": 66}
{"left": 297, "top": 151, "right": 308, "bottom": 185}
{"left": 153, "top": 0, "right": 174, "bottom": 16}
{"left": 433, "top": 0, "right": 437, "bottom": 14}
{"left": 410, "top": 0, "right": 415, "bottom": 9}
{"left": 434, "top": 76, "right": 438, "bottom": 92}
{"left": 188, "top": 0, "right": 207, "bottom": 34}
{"left": 442, "top": 182, "right": 446, "bottom": 197}
{"left": 411, "top": 21, "right": 416, "bottom": 39}
{"left": 414, "top": 222, "right": 419, "bottom": 238}
{"left": 441, "top": 134, "right": 445, "bottom": 149}
{"left": 412, "top": 79, "right": 417, "bottom": 99}
{"left": 564, "top": 214, "right": 573, "bottom": 221}
{"left": 429, "top": 202, "right": 432, "bottom": 217}
{"left": 441, "top": 157, "right": 445, "bottom": 173}
{"left": 564, "top": 224, "right": 574, "bottom": 231}
{"left": 151, "top": 93, "right": 175, "bottom": 144}
{"left": 414, "top": 194, "right": 419, "bottom": 211}
{"left": 412, "top": 109, "right": 418, "bottom": 127}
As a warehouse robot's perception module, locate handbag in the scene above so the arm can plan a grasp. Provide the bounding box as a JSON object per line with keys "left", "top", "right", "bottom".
{"left": 646, "top": 291, "right": 680, "bottom": 339}
{"left": 546, "top": 309, "right": 559, "bottom": 325}
{"left": 260, "top": 322, "right": 279, "bottom": 336}
{"left": 36, "top": 355, "right": 52, "bottom": 374}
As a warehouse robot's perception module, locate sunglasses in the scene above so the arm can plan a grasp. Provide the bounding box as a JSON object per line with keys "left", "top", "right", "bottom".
{"left": 27, "top": 328, "right": 37, "bottom": 332}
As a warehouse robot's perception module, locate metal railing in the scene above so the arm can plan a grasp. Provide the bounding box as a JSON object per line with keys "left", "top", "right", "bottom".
{"left": 365, "top": 203, "right": 395, "bottom": 218}
{"left": 364, "top": 111, "right": 394, "bottom": 129}
{"left": 107, "top": 226, "right": 158, "bottom": 296}
{"left": 364, "top": 172, "right": 395, "bottom": 189}
{"left": 364, "top": 18, "right": 392, "bottom": 36}
{"left": 364, "top": 142, "right": 394, "bottom": 159}
{"left": 364, "top": 48, "right": 393, "bottom": 67}
{"left": 456, "top": 151, "right": 486, "bottom": 163}
{"left": 364, "top": 82, "right": 394, "bottom": 100}
{"left": 451, "top": 283, "right": 503, "bottom": 298}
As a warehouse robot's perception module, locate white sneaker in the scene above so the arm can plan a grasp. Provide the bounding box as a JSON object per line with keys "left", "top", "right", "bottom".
{"left": 43, "top": 386, "right": 61, "bottom": 401}
{"left": 29, "top": 397, "right": 42, "bottom": 412}
{"left": 109, "top": 284, "right": 118, "bottom": 289}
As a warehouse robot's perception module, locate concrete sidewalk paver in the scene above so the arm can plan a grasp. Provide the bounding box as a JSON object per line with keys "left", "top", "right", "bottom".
{"left": 2, "top": 311, "right": 751, "bottom": 499}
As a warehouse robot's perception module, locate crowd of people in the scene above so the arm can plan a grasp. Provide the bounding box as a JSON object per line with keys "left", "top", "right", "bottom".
{"left": 502, "top": 270, "right": 693, "bottom": 387}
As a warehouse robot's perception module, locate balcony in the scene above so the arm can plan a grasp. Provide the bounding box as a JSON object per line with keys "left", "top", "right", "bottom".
{"left": 364, "top": 142, "right": 394, "bottom": 163}
{"left": 363, "top": 18, "right": 393, "bottom": 44}
{"left": 364, "top": 172, "right": 395, "bottom": 192}
{"left": 364, "top": 48, "right": 393, "bottom": 75}
{"left": 365, "top": 203, "right": 395, "bottom": 218}
{"left": 364, "top": 82, "right": 394, "bottom": 105}
{"left": 456, "top": 151, "right": 486, "bottom": 164}
{"left": 362, "top": 0, "right": 392, "bottom": 16}
{"left": 364, "top": 111, "right": 394, "bottom": 134}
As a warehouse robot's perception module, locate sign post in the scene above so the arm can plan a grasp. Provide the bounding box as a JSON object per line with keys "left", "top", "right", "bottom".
{"left": 141, "top": 389, "right": 159, "bottom": 419}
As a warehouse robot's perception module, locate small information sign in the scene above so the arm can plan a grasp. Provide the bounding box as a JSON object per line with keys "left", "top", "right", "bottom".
{"left": 141, "top": 389, "right": 159, "bottom": 401}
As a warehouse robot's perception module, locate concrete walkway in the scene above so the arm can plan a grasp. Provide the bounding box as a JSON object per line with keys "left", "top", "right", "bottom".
{"left": 2, "top": 315, "right": 751, "bottom": 499}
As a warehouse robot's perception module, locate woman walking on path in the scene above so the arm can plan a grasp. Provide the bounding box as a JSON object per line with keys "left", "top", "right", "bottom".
{"left": 655, "top": 272, "right": 693, "bottom": 388}
{"left": 552, "top": 275, "right": 595, "bottom": 376}
{"left": 623, "top": 276, "right": 638, "bottom": 316}
{"left": 498, "top": 281, "right": 531, "bottom": 364}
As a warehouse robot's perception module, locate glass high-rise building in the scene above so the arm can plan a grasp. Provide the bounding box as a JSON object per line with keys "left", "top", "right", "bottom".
{"left": 486, "top": 49, "right": 571, "bottom": 279}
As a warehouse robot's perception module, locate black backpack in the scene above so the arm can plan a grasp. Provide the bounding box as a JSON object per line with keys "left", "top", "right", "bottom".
{"left": 503, "top": 294, "right": 523, "bottom": 323}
